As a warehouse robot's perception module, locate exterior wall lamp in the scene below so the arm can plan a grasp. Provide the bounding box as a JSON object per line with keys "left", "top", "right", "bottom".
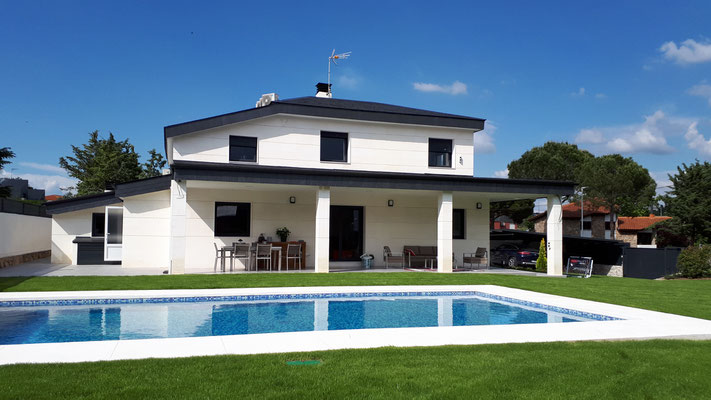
{"left": 476, "top": 202, "right": 483, "bottom": 209}
{"left": 387, "top": 199, "right": 394, "bottom": 207}
{"left": 289, "top": 196, "right": 296, "bottom": 204}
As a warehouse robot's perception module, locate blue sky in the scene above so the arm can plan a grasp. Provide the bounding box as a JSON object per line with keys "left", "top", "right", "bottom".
{"left": 2, "top": 1, "right": 711, "bottom": 195}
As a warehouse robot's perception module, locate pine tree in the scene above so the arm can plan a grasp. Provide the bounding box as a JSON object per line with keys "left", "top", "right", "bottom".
{"left": 536, "top": 238, "right": 547, "bottom": 272}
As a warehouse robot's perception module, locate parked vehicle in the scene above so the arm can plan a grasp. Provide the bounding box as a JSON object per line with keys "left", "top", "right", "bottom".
{"left": 491, "top": 244, "right": 539, "bottom": 268}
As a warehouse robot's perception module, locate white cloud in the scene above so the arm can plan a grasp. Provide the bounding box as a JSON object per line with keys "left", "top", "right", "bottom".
{"left": 575, "top": 129, "right": 605, "bottom": 144}
{"left": 595, "top": 93, "right": 607, "bottom": 99}
{"left": 649, "top": 170, "right": 674, "bottom": 195}
{"left": 660, "top": 39, "right": 711, "bottom": 65}
{"left": 19, "top": 162, "right": 66, "bottom": 174}
{"left": 474, "top": 122, "right": 496, "bottom": 154}
{"left": 413, "top": 80, "right": 467, "bottom": 95}
{"left": 574, "top": 110, "right": 682, "bottom": 155}
{"left": 684, "top": 121, "right": 711, "bottom": 158}
{"left": 0, "top": 169, "right": 76, "bottom": 195}
{"left": 687, "top": 83, "right": 711, "bottom": 106}
{"left": 493, "top": 169, "right": 508, "bottom": 178}
{"left": 571, "top": 87, "right": 586, "bottom": 97}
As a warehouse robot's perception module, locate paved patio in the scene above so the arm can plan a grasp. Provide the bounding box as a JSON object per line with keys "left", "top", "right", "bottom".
{"left": 0, "top": 258, "right": 547, "bottom": 277}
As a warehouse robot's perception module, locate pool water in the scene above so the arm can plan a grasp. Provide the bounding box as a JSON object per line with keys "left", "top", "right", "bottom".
{"left": 0, "top": 293, "right": 613, "bottom": 345}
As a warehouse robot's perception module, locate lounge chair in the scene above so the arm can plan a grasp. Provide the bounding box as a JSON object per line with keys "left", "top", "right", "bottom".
{"left": 463, "top": 247, "right": 488, "bottom": 269}
{"left": 383, "top": 246, "right": 408, "bottom": 269}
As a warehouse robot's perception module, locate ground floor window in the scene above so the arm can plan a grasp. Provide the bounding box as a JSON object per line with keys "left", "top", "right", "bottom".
{"left": 91, "top": 213, "right": 105, "bottom": 237}
{"left": 637, "top": 231, "right": 653, "bottom": 245}
{"left": 214, "top": 202, "right": 251, "bottom": 237}
{"left": 453, "top": 208, "right": 465, "bottom": 239}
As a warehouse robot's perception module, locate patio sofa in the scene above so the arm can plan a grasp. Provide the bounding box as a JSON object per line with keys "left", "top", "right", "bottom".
{"left": 403, "top": 245, "right": 437, "bottom": 268}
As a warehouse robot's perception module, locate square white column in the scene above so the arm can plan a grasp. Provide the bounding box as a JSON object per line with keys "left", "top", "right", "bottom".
{"left": 314, "top": 187, "right": 330, "bottom": 273}
{"left": 169, "top": 180, "right": 187, "bottom": 274}
{"left": 437, "top": 191, "right": 453, "bottom": 273}
{"left": 546, "top": 195, "right": 563, "bottom": 276}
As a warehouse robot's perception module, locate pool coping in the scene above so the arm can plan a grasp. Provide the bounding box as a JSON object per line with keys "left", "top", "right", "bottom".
{"left": 1, "top": 285, "right": 711, "bottom": 365}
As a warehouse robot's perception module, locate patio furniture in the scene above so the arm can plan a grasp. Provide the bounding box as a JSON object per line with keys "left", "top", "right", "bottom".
{"left": 271, "top": 241, "right": 306, "bottom": 270}
{"left": 383, "top": 246, "right": 408, "bottom": 269}
{"left": 403, "top": 246, "right": 437, "bottom": 268}
{"left": 286, "top": 243, "right": 302, "bottom": 270}
{"left": 463, "top": 247, "right": 488, "bottom": 269}
{"left": 213, "top": 242, "right": 230, "bottom": 272}
{"left": 255, "top": 243, "right": 272, "bottom": 271}
{"left": 231, "top": 243, "right": 251, "bottom": 271}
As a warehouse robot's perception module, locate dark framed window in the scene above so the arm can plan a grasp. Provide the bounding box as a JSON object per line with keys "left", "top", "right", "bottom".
{"left": 91, "top": 213, "right": 105, "bottom": 237}
{"left": 429, "top": 138, "right": 452, "bottom": 167}
{"left": 582, "top": 221, "right": 592, "bottom": 230}
{"left": 637, "top": 232, "right": 653, "bottom": 245}
{"left": 229, "top": 136, "right": 257, "bottom": 162}
{"left": 604, "top": 221, "right": 612, "bottom": 230}
{"left": 321, "top": 131, "right": 348, "bottom": 162}
{"left": 214, "top": 202, "right": 251, "bottom": 237}
{"left": 453, "top": 209, "right": 465, "bottom": 239}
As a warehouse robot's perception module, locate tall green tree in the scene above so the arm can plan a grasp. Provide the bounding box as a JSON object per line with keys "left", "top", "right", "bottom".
{"left": 59, "top": 131, "right": 143, "bottom": 196}
{"left": 139, "top": 149, "right": 167, "bottom": 179}
{"left": 494, "top": 142, "right": 594, "bottom": 224}
{"left": 507, "top": 141, "right": 594, "bottom": 185}
{"left": 662, "top": 161, "right": 711, "bottom": 244}
{"left": 578, "top": 154, "right": 656, "bottom": 235}
{"left": 0, "top": 147, "right": 16, "bottom": 198}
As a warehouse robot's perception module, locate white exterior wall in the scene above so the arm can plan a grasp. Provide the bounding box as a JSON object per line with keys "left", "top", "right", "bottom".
{"left": 122, "top": 190, "right": 171, "bottom": 269}
{"left": 50, "top": 204, "right": 121, "bottom": 264}
{"left": 180, "top": 183, "right": 490, "bottom": 271}
{"left": 171, "top": 115, "right": 475, "bottom": 176}
{"left": 183, "top": 184, "right": 318, "bottom": 272}
{"left": 0, "top": 213, "right": 51, "bottom": 258}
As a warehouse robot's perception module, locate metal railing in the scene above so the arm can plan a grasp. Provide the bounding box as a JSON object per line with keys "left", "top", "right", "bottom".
{"left": 0, "top": 198, "right": 49, "bottom": 218}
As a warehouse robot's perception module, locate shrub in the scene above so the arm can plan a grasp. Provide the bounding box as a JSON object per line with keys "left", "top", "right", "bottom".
{"left": 535, "top": 239, "right": 547, "bottom": 272}
{"left": 676, "top": 245, "right": 711, "bottom": 278}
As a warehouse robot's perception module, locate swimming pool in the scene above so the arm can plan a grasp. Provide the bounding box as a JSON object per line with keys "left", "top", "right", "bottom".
{"left": 0, "top": 291, "right": 616, "bottom": 345}
{"left": 2, "top": 285, "right": 709, "bottom": 365}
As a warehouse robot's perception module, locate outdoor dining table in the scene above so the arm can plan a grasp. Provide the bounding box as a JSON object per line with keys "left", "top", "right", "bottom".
{"left": 219, "top": 244, "right": 283, "bottom": 271}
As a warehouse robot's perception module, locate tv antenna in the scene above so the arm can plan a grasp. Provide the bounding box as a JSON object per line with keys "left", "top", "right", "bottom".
{"left": 328, "top": 49, "right": 351, "bottom": 96}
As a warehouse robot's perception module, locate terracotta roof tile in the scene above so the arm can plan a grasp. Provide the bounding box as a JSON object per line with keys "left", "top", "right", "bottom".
{"left": 617, "top": 215, "right": 672, "bottom": 231}
{"left": 530, "top": 201, "right": 610, "bottom": 221}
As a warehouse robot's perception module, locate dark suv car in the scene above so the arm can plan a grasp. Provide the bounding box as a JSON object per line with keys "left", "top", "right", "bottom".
{"left": 491, "top": 244, "right": 539, "bottom": 268}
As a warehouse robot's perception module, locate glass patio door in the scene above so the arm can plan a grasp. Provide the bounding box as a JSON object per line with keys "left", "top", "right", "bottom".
{"left": 329, "top": 206, "right": 364, "bottom": 261}
{"left": 104, "top": 206, "right": 123, "bottom": 262}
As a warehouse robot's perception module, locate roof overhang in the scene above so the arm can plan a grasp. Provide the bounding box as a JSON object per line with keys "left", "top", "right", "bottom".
{"left": 45, "top": 175, "right": 173, "bottom": 215}
{"left": 172, "top": 161, "right": 575, "bottom": 197}
{"left": 164, "top": 101, "right": 485, "bottom": 140}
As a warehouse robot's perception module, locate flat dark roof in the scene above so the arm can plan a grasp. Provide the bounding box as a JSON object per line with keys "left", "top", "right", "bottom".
{"left": 164, "top": 96, "right": 485, "bottom": 139}
{"left": 172, "top": 161, "right": 575, "bottom": 196}
{"left": 45, "top": 175, "right": 172, "bottom": 215}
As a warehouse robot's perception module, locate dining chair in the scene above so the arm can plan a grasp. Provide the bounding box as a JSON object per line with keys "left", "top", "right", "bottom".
{"left": 286, "top": 243, "right": 302, "bottom": 270}
{"left": 213, "top": 242, "right": 227, "bottom": 272}
{"left": 232, "top": 243, "right": 251, "bottom": 271}
{"left": 255, "top": 243, "right": 272, "bottom": 271}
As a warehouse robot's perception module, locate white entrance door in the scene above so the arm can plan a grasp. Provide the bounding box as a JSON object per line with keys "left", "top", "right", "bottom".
{"left": 104, "top": 206, "right": 123, "bottom": 262}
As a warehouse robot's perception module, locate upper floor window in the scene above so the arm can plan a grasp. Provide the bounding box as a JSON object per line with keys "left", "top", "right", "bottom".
{"left": 229, "top": 136, "right": 257, "bottom": 162}
{"left": 429, "top": 138, "right": 452, "bottom": 167}
{"left": 214, "top": 202, "right": 251, "bottom": 237}
{"left": 321, "top": 131, "right": 348, "bottom": 162}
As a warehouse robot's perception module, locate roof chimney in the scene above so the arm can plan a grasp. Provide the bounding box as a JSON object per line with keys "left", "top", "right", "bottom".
{"left": 315, "top": 82, "right": 331, "bottom": 98}
{"left": 255, "top": 93, "right": 279, "bottom": 108}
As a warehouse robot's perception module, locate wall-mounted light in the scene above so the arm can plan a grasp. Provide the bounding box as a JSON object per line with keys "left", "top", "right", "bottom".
{"left": 289, "top": 196, "right": 296, "bottom": 204}
{"left": 387, "top": 199, "right": 394, "bottom": 207}
{"left": 476, "top": 202, "right": 483, "bottom": 209}
{"left": 459, "top": 156, "right": 463, "bottom": 165}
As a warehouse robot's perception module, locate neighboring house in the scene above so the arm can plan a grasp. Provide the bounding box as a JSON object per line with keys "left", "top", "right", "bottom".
{"left": 530, "top": 201, "right": 614, "bottom": 239}
{"left": 45, "top": 84, "right": 574, "bottom": 274}
{"left": 45, "top": 195, "right": 63, "bottom": 202}
{"left": 617, "top": 214, "right": 671, "bottom": 247}
{"left": 492, "top": 216, "right": 517, "bottom": 230}
{"left": 0, "top": 178, "right": 45, "bottom": 201}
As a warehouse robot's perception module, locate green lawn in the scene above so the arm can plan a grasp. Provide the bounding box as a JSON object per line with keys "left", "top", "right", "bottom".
{"left": 2, "top": 272, "right": 711, "bottom": 319}
{"left": 1, "top": 340, "right": 710, "bottom": 399}
{"left": 2, "top": 273, "right": 710, "bottom": 399}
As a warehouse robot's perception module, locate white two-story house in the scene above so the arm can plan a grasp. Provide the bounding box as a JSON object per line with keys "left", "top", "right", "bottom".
{"left": 46, "top": 84, "right": 572, "bottom": 274}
